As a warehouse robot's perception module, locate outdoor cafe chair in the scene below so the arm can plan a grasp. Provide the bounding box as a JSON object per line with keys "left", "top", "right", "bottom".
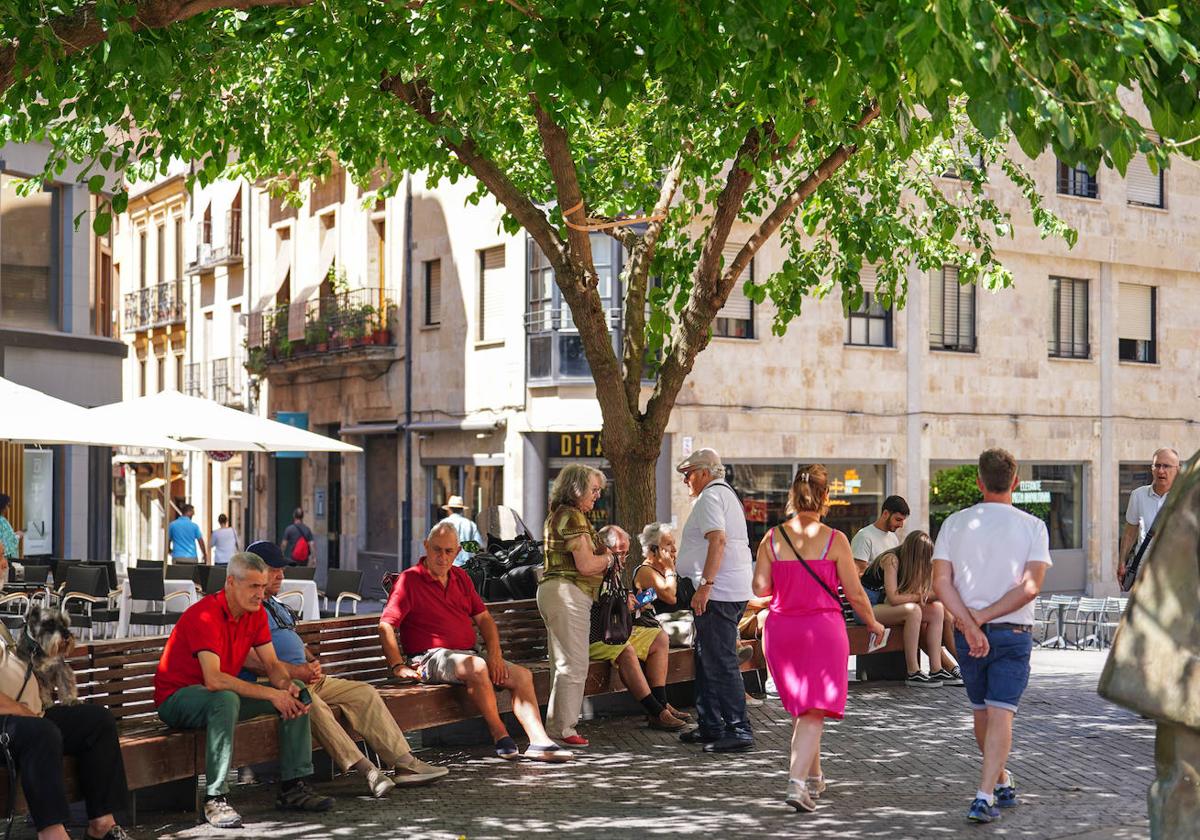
{"left": 1099, "top": 596, "right": 1130, "bottom": 648}
{"left": 128, "top": 567, "right": 192, "bottom": 636}
{"left": 1041, "top": 595, "right": 1079, "bottom": 649}
{"left": 1066, "top": 597, "right": 1108, "bottom": 650}
{"left": 320, "top": 569, "right": 364, "bottom": 618}
{"left": 60, "top": 566, "right": 117, "bottom": 641}
{"left": 283, "top": 566, "right": 317, "bottom": 581}
{"left": 165, "top": 564, "right": 197, "bottom": 580}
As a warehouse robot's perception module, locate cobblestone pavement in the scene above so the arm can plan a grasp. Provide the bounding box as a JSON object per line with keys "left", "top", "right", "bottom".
{"left": 103, "top": 650, "right": 1151, "bottom": 840}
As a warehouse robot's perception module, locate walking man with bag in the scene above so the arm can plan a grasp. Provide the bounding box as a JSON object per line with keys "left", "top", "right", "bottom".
{"left": 1117, "top": 447, "right": 1179, "bottom": 590}
{"left": 281, "top": 508, "right": 315, "bottom": 566}
{"left": 675, "top": 448, "right": 755, "bottom": 753}
{"left": 932, "top": 448, "right": 1051, "bottom": 823}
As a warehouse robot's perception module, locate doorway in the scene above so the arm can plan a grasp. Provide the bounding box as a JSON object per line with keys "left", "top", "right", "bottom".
{"left": 274, "top": 457, "right": 301, "bottom": 544}
{"left": 327, "top": 452, "right": 341, "bottom": 569}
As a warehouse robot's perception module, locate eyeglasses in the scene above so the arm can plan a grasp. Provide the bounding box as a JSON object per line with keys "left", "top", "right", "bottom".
{"left": 1151, "top": 463, "right": 1178, "bottom": 472}
{"left": 589, "top": 486, "right": 603, "bottom": 496}
{"left": 680, "top": 470, "right": 696, "bottom": 484}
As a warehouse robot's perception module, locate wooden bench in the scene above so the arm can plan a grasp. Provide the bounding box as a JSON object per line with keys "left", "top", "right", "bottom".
{"left": 0, "top": 599, "right": 763, "bottom": 821}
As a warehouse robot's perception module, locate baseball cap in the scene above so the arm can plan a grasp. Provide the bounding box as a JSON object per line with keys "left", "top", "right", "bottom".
{"left": 676, "top": 447, "right": 722, "bottom": 474}
{"left": 246, "top": 540, "right": 290, "bottom": 568}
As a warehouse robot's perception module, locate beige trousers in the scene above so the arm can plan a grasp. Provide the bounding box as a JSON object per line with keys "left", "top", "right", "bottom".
{"left": 307, "top": 675, "right": 412, "bottom": 771}
{"left": 537, "top": 577, "right": 592, "bottom": 739}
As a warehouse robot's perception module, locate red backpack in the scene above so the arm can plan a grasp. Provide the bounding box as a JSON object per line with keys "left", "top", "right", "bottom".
{"left": 291, "top": 532, "right": 310, "bottom": 563}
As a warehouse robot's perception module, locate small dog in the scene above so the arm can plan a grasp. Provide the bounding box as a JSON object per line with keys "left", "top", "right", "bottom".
{"left": 15, "top": 605, "right": 79, "bottom": 707}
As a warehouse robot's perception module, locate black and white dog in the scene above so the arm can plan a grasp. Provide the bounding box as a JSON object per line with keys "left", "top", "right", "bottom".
{"left": 15, "top": 605, "right": 78, "bottom": 707}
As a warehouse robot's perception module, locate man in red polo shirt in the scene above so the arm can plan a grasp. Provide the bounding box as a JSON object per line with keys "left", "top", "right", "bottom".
{"left": 379, "top": 521, "right": 570, "bottom": 763}
{"left": 154, "top": 551, "right": 335, "bottom": 828}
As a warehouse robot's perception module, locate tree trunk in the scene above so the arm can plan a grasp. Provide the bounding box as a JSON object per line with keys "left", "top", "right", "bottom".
{"left": 606, "top": 437, "right": 660, "bottom": 570}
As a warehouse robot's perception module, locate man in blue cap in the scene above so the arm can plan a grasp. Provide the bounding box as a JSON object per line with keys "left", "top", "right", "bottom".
{"left": 241, "top": 540, "right": 448, "bottom": 796}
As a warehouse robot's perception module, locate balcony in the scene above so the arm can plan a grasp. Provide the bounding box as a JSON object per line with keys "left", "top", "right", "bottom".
{"left": 123, "top": 280, "right": 186, "bottom": 332}
{"left": 525, "top": 305, "right": 624, "bottom": 384}
{"left": 186, "top": 208, "right": 243, "bottom": 275}
{"left": 248, "top": 287, "right": 397, "bottom": 383}
{"left": 183, "top": 362, "right": 206, "bottom": 397}
{"left": 210, "top": 355, "right": 245, "bottom": 407}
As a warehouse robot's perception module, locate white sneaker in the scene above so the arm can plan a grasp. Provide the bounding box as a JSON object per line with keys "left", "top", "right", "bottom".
{"left": 785, "top": 779, "right": 816, "bottom": 812}
{"left": 366, "top": 766, "right": 396, "bottom": 798}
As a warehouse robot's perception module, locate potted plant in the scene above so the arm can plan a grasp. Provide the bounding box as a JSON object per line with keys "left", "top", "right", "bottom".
{"left": 245, "top": 346, "right": 268, "bottom": 376}
{"left": 305, "top": 318, "right": 329, "bottom": 352}
{"left": 373, "top": 304, "right": 394, "bottom": 344}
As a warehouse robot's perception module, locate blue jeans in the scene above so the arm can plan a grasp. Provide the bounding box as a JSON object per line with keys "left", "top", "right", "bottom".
{"left": 954, "top": 626, "right": 1034, "bottom": 713}
{"left": 693, "top": 599, "right": 752, "bottom": 741}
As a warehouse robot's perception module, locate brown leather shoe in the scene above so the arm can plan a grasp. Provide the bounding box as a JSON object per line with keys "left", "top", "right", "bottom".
{"left": 647, "top": 709, "right": 688, "bottom": 731}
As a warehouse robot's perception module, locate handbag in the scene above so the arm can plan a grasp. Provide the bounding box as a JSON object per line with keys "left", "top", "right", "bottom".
{"left": 0, "top": 642, "right": 40, "bottom": 716}
{"left": 589, "top": 562, "right": 632, "bottom": 646}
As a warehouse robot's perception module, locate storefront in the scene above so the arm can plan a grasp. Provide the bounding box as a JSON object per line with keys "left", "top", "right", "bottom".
{"left": 930, "top": 460, "right": 1087, "bottom": 592}
{"left": 546, "top": 431, "right": 613, "bottom": 530}
{"left": 723, "top": 461, "right": 890, "bottom": 549}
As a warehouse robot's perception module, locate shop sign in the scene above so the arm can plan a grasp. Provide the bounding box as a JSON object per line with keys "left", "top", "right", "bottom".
{"left": 555, "top": 431, "right": 603, "bottom": 459}
{"left": 1012, "top": 480, "right": 1052, "bottom": 505}
{"left": 743, "top": 498, "right": 767, "bottom": 523}
{"left": 22, "top": 449, "right": 53, "bottom": 555}
{"left": 275, "top": 412, "right": 309, "bottom": 459}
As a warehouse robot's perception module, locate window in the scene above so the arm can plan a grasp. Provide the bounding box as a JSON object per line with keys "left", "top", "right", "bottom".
{"left": 930, "top": 265, "right": 976, "bottom": 352}
{"left": 139, "top": 360, "right": 147, "bottom": 396}
{"left": 1117, "top": 283, "right": 1156, "bottom": 363}
{"left": 201, "top": 206, "right": 212, "bottom": 245}
{"left": 364, "top": 434, "right": 398, "bottom": 553}
{"left": 845, "top": 265, "right": 893, "bottom": 347}
{"left": 1057, "top": 159, "right": 1099, "bottom": 198}
{"left": 0, "top": 174, "right": 59, "bottom": 331}
{"left": 423, "top": 259, "right": 441, "bottom": 326}
{"left": 175, "top": 354, "right": 184, "bottom": 391}
{"left": 1126, "top": 150, "right": 1164, "bottom": 208}
{"left": 138, "top": 230, "right": 147, "bottom": 287}
{"left": 1048, "top": 276, "right": 1089, "bottom": 359}
{"left": 941, "top": 135, "right": 986, "bottom": 179}
{"left": 713, "top": 244, "right": 754, "bottom": 338}
{"left": 174, "top": 217, "right": 183, "bottom": 280}
{"left": 156, "top": 222, "right": 165, "bottom": 284}
{"left": 368, "top": 219, "right": 386, "bottom": 294}
{"left": 478, "top": 245, "right": 506, "bottom": 342}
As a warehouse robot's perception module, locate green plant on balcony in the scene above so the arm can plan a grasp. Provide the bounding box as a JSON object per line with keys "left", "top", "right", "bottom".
{"left": 245, "top": 346, "right": 268, "bottom": 376}
{"left": 277, "top": 336, "right": 294, "bottom": 358}
{"left": 305, "top": 318, "right": 330, "bottom": 351}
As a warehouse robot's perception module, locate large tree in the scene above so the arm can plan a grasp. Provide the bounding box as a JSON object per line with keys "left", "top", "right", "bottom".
{"left": 3, "top": 1, "right": 1198, "bottom": 538}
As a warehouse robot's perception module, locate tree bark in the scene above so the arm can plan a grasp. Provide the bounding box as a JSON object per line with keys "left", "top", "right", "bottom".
{"left": 607, "top": 438, "right": 660, "bottom": 569}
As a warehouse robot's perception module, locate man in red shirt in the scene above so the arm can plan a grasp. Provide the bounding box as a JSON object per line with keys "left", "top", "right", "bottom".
{"left": 154, "top": 551, "right": 335, "bottom": 828}
{"left": 379, "top": 522, "right": 570, "bottom": 762}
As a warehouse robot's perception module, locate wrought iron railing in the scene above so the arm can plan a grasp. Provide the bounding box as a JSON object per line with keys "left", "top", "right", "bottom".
{"left": 247, "top": 287, "right": 397, "bottom": 368}
{"left": 184, "top": 362, "right": 205, "bottom": 397}
{"left": 188, "top": 208, "right": 243, "bottom": 274}
{"left": 122, "top": 280, "right": 186, "bottom": 332}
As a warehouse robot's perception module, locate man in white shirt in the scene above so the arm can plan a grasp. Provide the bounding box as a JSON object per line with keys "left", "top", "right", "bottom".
{"left": 850, "top": 495, "right": 909, "bottom": 574}
{"left": 932, "top": 448, "right": 1051, "bottom": 825}
{"left": 1117, "top": 447, "right": 1180, "bottom": 586}
{"left": 675, "top": 448, "right": 754, "bottom": 753}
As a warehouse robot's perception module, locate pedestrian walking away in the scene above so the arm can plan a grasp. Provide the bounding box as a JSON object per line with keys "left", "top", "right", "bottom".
{"left": 932, "top": 447, "right": 1051, "bottom": 824}
{"left": 754, "top": 464, "right": 885, "bottom": 812}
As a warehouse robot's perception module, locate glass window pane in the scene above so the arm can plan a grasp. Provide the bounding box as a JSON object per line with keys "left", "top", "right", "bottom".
{"left": 1, "top": 174, "right": 56, "bottom": 330}
{"left": 849, "top": 316, "right": 867, "bottom": 345}
{"left": 528, "top": 335, "right": 552, "bottom": 379}
{"left": 1020, "top": 464, "right": 1083, "bottom": 550}
{"left": 559, "top": 334, "right": 591, "bottom": 377}
{"left": 868, "top": 317, "right": 886, "bottom": 346}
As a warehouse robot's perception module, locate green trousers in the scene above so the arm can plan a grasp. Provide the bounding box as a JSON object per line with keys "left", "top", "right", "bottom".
{"left": 158, "top": 684, "right": 315, "bottom": 797}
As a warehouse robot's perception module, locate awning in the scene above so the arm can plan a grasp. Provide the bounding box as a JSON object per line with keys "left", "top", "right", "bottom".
{"left": 405, "top": 418, "right": 506, "bottom": 433}
{"left": 340, "top": 422, "right": 400, "bottom": 436}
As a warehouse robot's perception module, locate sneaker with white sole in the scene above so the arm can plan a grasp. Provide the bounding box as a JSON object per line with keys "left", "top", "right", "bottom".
{"left": 366, "top": 766, "right": 396, "bottom": 798}
{"left": 785, "top": 779, "right": 816, "bottom": 812}
{"left": 930, "top": 668, "right": 965, "bottom": 686}
{"left": 203, "top": 795, "right": 243, "bottom": 828}
{"left": 805, "top": 775, "right": 827, "bottom": 798}
{"left": 994, "top": 772, "right": 1018, "bottom": 807}
{"left": 905, "top": 671, "right": 943, "bottom": 687}
{"left": 391, "top": 753, "right": 450, "bottom": 785}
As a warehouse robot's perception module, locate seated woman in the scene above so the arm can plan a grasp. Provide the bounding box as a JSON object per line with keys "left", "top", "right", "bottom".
{"left": 632, "top": 523, "right": 693, "bottom": 647}
{"left": 0, "top": 545, "right": 133, "bottom": 840}
{"left": 591, "top": 526, "right": 689, "bottom": 731}
{"left": 859, "top": 531, "right": 963, "bottom": 687}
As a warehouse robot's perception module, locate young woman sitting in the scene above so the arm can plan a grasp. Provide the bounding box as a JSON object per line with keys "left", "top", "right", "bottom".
{"left": 859, "top": 531, "right": 963, "bottom": 687}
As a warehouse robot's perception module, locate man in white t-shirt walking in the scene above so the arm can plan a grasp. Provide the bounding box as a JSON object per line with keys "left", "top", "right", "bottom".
{"left": 1117, "top": 447, "right": 1179, "bottom": 587}
{"left": 675, "top": 448, "right": 754, "bottom": 753}
{"left": 850, "top": 495, "right": 909, "bottom": 574}
{"left": 932, "top": 448, "right": 1051, "bottom": 824}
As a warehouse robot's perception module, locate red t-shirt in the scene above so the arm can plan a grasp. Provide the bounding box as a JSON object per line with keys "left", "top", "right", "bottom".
{"left": 379, "top": 560, "right": 486, "bottom": 654}
{"left": 154, "top": 590, "right": 272, "bottom": 706}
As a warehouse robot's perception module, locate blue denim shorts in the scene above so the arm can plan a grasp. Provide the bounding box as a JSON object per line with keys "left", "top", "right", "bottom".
{"left": 954, "top": 626, "right": 1034, "bottom": 713}
{"left": 851, "top": 588, "right": 885, "bottom": 626}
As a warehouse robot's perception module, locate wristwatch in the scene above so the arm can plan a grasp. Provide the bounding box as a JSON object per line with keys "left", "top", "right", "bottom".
{"left": 697, "top": 575, "right": 714, "bottom": 588}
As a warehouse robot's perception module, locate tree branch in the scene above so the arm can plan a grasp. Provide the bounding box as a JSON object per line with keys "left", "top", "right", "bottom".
{"left": 381, "top": 74, "right": 568, "bottom": 272}
{"left": 642, "top": 125, "right": 763, "bottom": 435}
{"left": 0, "top": 0, "right": 314, "bottom": 97}
{"left": 618, "top": 147, "right": 686, "bottom": 415}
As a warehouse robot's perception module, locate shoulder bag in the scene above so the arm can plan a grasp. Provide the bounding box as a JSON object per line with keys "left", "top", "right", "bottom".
{"left": 773, "top": 526, "right": 843, "bottom": 610}
{"left": 1121, "top": 526, "right": 1155, "bottom": 593}
{"left": 589, "top": 561, "right": 632, "bottom": 646}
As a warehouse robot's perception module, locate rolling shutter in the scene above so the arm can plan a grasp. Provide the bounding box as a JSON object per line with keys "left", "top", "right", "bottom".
{"left": 1126, "top": 154, "right": 1163, "bottom": 207}
{"left": 479, "top": 246, "right": 506, "bottom": 341}
{"left": 1118, "top": 283, "right": 1153, "bottom": 341}
{"left": 425, "top": 259, "right": 441, "bottom": 326}
{"left": 717, "top": 244, "right": 753, "bottom": 321}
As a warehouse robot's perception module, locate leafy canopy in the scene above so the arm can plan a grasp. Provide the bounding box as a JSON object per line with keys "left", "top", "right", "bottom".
{"left": 2, "top": 0, "right": 1198, "bottom": 366}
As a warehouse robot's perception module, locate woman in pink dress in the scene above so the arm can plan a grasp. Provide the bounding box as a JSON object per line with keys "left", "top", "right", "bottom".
{"left": 754, "top": 465, "right": 884, "bottom": 813}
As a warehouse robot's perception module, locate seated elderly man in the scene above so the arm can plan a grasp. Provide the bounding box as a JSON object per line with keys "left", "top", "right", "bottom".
{"left": 240, "top": 541, "right": 449, "bottom": 797}
{"left": 378, "top": 522, "right": 571, "bottom": 762}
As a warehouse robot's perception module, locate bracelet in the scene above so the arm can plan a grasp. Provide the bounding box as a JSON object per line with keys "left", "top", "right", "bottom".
{"left": 391, "top": 662, "right": 405, "bottom": 673}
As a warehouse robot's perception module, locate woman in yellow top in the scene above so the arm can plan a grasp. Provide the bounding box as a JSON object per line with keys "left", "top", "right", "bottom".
{"left": 538, "top": 464, "right": 687, "bottom": 745}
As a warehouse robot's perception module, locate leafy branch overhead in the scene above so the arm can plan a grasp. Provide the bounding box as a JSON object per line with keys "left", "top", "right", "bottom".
{"left": 3, "top": 0, "right": 1198, "bottom": 454}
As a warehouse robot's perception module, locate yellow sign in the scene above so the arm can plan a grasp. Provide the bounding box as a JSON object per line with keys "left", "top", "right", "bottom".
{"left": 556, "top": 432, "right": 603, "bottom": 459}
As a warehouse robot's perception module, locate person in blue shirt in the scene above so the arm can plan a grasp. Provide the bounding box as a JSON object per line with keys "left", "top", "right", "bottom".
{"left": 168, "top": 504, "right": 207, "bottom": 562}
{"left": 440, "top": 496, "right": 482, "bottom": 566}
{"left": 239, "top": 540, "right": 448, "bottom": 797}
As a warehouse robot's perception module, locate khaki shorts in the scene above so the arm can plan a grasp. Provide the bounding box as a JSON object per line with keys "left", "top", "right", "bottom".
{"left": 410, "top": 648, "right": 479, "bottom": 685}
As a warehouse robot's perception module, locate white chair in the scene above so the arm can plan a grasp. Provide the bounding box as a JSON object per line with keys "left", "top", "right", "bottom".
{"left": 1068, "top": 597, "right": 1108, "bottom": 649}
{"left": 1099, "top": 596, "right": 1130, "bottom": 647}
{"left": 278, "top": 589, "right": 306, "bottom": 617}
{"left": 1041, "top": 595, "right": 1079, "bottom": 649}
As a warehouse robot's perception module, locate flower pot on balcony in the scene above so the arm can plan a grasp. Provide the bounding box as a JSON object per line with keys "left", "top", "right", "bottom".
{"left": 315, "top": 342, "right": 328, "bottom": 352}
{"left": 371, "top": 329, "right": 390, "bottom": 345}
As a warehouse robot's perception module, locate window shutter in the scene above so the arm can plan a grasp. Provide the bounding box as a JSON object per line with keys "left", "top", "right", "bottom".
{"left": 717, "top": 245, "right": 753, "bottom": 321}
{"left": 859, "top": 263, "right": 878, "bottom": 295}
{"left": 426, "top": 259, "right": 441, "bottom": 325}
{"left": 1118, "top": 283, "right": 1153, "bottom": 341}
{"left": 957, "top": 276, "right": 974, "bottom": 346}
{"left": 1071, "top": 280, "right": 1088, "bottom": 350}
{"left": 929, "top": 268, "right": 945, "bottom": 344}
{"left": 942, "top": 266, "right": 959, "bottom": 344}
{"left": 479, "top": 246, "right": 506, "bottom": 341}
{"left": 1126, "top": 153, "right": 1163, "bottom": 207}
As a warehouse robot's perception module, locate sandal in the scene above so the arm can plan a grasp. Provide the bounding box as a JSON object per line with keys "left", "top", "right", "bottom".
{"left": 524, "top": 743, "right": 573, "bottom": 762}
{"left": 495, "top": 735, "right": 521, "bottom": 760}
{"left": 275, "top": 781, "right": 334, "bottom": 812}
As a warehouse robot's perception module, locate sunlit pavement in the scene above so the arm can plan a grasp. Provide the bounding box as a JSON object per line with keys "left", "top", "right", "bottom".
{"left": 125, "top": 650, "right": 1149, "bottom": 839}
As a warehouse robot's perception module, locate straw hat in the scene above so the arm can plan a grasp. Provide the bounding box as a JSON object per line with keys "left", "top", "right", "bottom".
{"left": 441, "top": 495, "right": 467, "bottom": 513}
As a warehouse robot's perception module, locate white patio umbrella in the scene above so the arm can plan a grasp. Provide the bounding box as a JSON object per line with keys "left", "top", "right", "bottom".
{"left": 0, "top": 376, "right": 194, "bottom": 450}
{"left": 88, "top": 390, "right": 362, "bottom": 453}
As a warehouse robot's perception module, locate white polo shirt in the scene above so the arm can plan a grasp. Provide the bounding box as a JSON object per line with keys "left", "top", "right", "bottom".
{"left": 677, "top": 481, "right": 754, "bottom": 602}
{"left": 850, "top": 523, "right": 900, "bottom": 565}
{"left": 1125, "top": 484, "right": 1168, "bottom": 536}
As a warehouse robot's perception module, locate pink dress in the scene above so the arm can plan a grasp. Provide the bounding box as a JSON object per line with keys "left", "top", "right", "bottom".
{"left": 761, "top": 528, "right": 849, "bottom": 719}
